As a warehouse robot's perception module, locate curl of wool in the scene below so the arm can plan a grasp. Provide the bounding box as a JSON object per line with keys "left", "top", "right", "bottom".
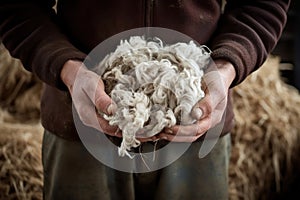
{"left": 94, "top": 36, "right": 211, "bottom": 157}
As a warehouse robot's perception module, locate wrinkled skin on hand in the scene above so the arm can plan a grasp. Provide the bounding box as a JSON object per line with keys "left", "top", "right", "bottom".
{"left": 61, "top": 60, "right": 155, "bottom": 142}
{"left": 61, "top": 60, "right": 120, "bottom": 136}
{"left": 157, "top": 59, "right": 236, "bottom": 142}
{"left": 61, "top": 59, "right": 235, "bottom": 143}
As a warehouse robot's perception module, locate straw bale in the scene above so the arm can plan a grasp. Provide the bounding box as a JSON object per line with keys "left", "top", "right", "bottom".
{"left": 0, "top": 109, "right": 43, "bottom": 200}
{"left": 230, "top": 56, "right": 300, "bottom": 200}
{"left": 0, "top": 43, "right": 43, "bottom": 199}
{"left": 0, "top": 43, "right": 42, "bottom": 122}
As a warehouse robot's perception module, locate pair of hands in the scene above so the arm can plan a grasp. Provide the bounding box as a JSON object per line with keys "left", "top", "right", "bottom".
{"left": 61, "top": 59, "right": 236, "bottom": 143}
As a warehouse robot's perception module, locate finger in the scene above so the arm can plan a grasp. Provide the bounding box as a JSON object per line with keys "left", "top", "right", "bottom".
{"left": 75, "top": 98, "right": 101, "bottom": 130}
{"left": 136, "top": 136, "right": 158, "bottom": 143}
{"left": 192, "top": 93, "right": 227, "bottom": 127}
{"left": 191, "top": 82, "right": 227, "bottom": 121}
{"left": 135, "top": 129, "right": 158, "bottom": 142}
{"left": 96, "top": 115, "right": 122, "bottom": 137}
{"left": 78, "top": 104, "right": 121, "bottom": 137}
{"left": 94, "top": 79, "right": 117, "bottom": 115}
{"left": 165, "top": 118, "right": 211, "bottom": 137}
{"left": 191, "top": 107, "right": 203, "bottom": 120}
{"left": 191, "top": 95, "right": 212, "bottom": 120}
{"left": 157, "top": 133, "right": 201, "bottom": 143}
{"left": 73, "top": 87, "right": 120, "bottom": 136}
{"left": 76, "top": 68, "right": 116, "bottom": 116}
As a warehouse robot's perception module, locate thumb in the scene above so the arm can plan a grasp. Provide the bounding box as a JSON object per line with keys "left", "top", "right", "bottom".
{"left": 94, "top": 79, "right": 117, "bottom": 115}
{"left": 191, "top": 94, "right": 212, "bottom": 120}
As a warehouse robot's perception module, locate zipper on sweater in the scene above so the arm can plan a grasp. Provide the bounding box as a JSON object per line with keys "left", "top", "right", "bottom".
{"left": 144, "top": 0, "right": 154, "bottom": 26}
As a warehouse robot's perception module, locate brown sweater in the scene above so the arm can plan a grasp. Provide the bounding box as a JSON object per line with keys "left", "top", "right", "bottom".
{"left": 0, "top": 0, "right": 290, "bottom": 140}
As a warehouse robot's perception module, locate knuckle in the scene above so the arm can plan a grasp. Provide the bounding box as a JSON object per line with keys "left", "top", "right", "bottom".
{"left": 199, "top": 99, "right": 212, "bottom": 117}
{"left": 196, "top": 121, "right": 211, "bottom": 136}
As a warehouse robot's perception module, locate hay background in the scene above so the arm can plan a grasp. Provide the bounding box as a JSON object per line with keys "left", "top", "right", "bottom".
{"left": 0, "top": 110, "right": 43, "bottom": 200}
{"left": 1, "top": 43, "right": 300, "bottom": 199}
{"left": 230, "top": 57, "right": 300, "bottom": 200}
{"left": 0, "top": 44, "right": 43, "bottom": 200}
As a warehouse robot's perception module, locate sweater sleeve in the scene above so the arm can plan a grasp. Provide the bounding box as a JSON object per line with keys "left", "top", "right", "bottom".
{"left": 211, "top": 0, "right": 290, "bottom": 86}
{"left": 0, "top": 0, "right": 87, "bottom": 90}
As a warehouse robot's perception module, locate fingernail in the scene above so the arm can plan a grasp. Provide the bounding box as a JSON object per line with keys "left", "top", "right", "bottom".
{"left": 107, "top": 103, "right": 117, "bottom": 114}
{"left": 162, "top": 136, "right": 168, "bottom": 140}
{"left": 192, "top": 108, "right": 203, "bottom": 120}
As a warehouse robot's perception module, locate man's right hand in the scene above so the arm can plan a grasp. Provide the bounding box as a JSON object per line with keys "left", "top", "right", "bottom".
{"left": 60, "top": 60, "right": 122, "bottom": 137}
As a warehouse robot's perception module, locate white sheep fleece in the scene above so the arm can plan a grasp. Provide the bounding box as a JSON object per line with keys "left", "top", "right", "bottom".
{"left": 94, "top": 36, "right": 211, "bottom": 157}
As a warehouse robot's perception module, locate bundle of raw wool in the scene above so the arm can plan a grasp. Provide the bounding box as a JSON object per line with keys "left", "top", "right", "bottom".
{"left": 94, "top": 36, "right": 211, "bottom": 157}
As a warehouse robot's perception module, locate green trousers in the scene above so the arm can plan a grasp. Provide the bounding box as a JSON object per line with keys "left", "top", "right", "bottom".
{"left": 42, "top": 130, "right": 231, "bottom": 200}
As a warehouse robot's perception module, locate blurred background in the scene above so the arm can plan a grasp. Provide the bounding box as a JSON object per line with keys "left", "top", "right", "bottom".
{"left": 273, "top": 0, "right": 299, "bottom": 89}
{"left": 270, "top": 1, "right": 300, "bottom": 199}
{"left": 0, "top": 1, "right": 299, "bottom": 199}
